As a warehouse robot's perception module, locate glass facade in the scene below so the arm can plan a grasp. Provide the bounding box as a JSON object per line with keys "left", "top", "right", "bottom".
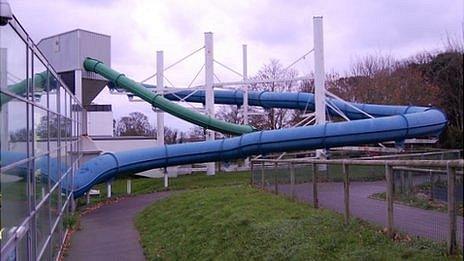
{"left": 1, "top": 17, "right": 82, "bottom": 260}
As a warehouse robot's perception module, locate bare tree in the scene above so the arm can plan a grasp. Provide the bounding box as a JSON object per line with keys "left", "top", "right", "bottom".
{"left": 164, "top": 126, "right": 178, "bottom": 144}
{"left": 249, "top": 59, "right": 298, "bottom": 130}
{"left": 116, "top": 112, "right": 154, "bottom": 136}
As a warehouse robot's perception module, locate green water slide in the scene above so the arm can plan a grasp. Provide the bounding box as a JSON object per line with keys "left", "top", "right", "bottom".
{"left": 0, "top": 71, "right": 48, "bottom": 105}
{"left": 83, "top": 57, "right": 255, "bottom": 135}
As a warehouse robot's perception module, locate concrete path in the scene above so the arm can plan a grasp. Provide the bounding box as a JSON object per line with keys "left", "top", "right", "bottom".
{"left": 66, "top": 192, "right": 170, "bottom": 261}
{"left": 275, "top": 181, "right": 463, "bottom": 245}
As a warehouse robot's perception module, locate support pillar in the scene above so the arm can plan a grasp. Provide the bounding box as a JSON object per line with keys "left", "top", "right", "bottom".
{"left": 106, "top": 181, "right": 112, "bottom": 198}
{"left": 313, "top": 16, "right": 327, "bottom": 166}
{"left": 156, "top": 51, "right": 165, "bottom": 146}
{"left": 205, "top": 32, "right": 215, "bottom": 175}
{"left": 242, "top": 44, "right": 250, "bottom": 168}
{"left": 164, "top": 167, "right": 169, "bottom": 189}
{"left": 127, "top": 179, "right": 132, "bottom": 194}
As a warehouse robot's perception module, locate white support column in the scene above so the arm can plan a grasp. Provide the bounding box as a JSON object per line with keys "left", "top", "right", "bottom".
{"left": 106, "top": 181, "right": 112, "bottom": 198}
{"left": 242, "top": 44, "right": 250, "bottom": 168}
{"left": 157, "top": 51, "right": 168, "bottom": 184}
{"left": 0, "top": 48, "right": 8, "bottom": 151}
{"left": 126, "top": 179, "right": 132, "bottom": 194}
{"left": 313, "top": 16, "right": 327, "bottom": 162}
{"left": 163, "top": 167, "right": 168, "bottom": 188}
{"left": 156, "top": 51, "right": 165, "bottom": 146}
{"left": 242, "top": 44, "right": 249, "bottom": 124}
{"left": 205, "top": 32, "right": 216, "bottom": 175}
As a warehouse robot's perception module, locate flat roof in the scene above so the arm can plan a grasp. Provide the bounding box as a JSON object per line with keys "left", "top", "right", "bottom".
{"left": 38, "top": 28, "right": 111, "bottom": 45}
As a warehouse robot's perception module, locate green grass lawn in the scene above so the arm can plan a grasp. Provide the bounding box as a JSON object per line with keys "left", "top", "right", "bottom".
{"left": 255, "top": 164, "right": 385, "bottom": 186}
{"left": 370, "top": 191, "right": 464, "bottom": 216}
{"left": 135, "top": 186, "right": 455, "bottom": 260}
{"left": 78, "top": 171, "right": 251, "bottom": 206}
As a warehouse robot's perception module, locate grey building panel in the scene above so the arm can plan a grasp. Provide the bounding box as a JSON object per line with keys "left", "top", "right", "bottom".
{"left": 38, "top": 29, "right": 111, "bottom": 80}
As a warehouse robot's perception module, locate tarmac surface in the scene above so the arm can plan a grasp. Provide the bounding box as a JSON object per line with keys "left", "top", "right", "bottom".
{"left": 66, "top": 192, "right": 170, "bottom": 261}
{"left": 275, "top": 181, "right": 463, "bottom": 245}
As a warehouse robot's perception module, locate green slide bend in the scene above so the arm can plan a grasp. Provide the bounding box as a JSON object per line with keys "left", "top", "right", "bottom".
{"left": 84, "top": 58, "right": 255, "bottom": 135}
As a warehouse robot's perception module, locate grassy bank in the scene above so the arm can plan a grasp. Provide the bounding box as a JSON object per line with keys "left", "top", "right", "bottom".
{"left": 77, "top": 171, "right": 250, "bottom": 206}
{"left": 135, "top": 186, "right": 453, "bottom": 260}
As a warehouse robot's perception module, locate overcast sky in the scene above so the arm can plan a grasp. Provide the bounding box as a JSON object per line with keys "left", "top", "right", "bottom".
{"left": 9, "top": 0, "right": 464, "bottom": 131}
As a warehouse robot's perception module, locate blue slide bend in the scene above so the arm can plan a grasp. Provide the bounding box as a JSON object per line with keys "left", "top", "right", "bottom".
{"left": 72, "top": 107, "right": 444, "bottom": 197}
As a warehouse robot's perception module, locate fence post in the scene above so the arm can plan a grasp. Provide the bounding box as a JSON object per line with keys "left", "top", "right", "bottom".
{"left": 86, "top": 192, "right": 90, "bottom": 205}
{"left": 250, "top": 162, "right": 254, "bottom": 186}
{"left": 407, "top": 171, "right": 413, "bottom": 195}
{"left": 290, "top": 163, "right": 295, "bottom": 199}
{"left": 127, "top": 179, "right": 132, "bottom": 195}
{"left": 429, "top": 170, "right": 434, "bottom": 201}
{"left": 274, "top": 163, "right": 278, "bottom": 194}
{"left": 447, "top": 165, "right": 457, "bottom": 255}
{"left": 400, "top": 170, "right": 405, "bottom": 193}
{"left": 385, "top": 164, "right": 394, "bottom": 238}
{"left": 312, "top": 163, "right": 319, "bottom": 208}
{"left": 261, "top": 162, "right": 265, "bottom": 190}
{"left": 343, "top": 163, "right": 350, "bottom": 224}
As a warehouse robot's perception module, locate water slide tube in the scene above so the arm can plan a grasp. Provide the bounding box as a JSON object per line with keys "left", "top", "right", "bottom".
{"left": 0, "top": 59, "right": 448, "bottom": 198}
{"left": 0, "top": 71, "right": 50, "bottom": 105}
{"left": 163, "top": 90, "right": 430, "bottom": 119}
{"left": 83, "top": 58, "right": 255, "bottom": 135}
{"left": 108, "top": 82, "right": 429, "bottom": 120}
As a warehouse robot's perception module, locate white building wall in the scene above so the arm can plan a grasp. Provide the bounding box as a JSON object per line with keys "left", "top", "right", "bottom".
{"left": 87, "top": 111, "right": 113, "bottom": 137}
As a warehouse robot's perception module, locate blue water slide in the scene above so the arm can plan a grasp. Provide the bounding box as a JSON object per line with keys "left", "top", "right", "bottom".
{"left": 70, "top": 108, "right": 445, "bottom": 197}
{"left": 0, "top": 108, "right": 446, "bottom": 197}
{"left": 1, "top": 71, "right": 448, "bottom": 198}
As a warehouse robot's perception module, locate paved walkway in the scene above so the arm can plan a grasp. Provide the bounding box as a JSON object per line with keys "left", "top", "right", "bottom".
{"left": 66, "top": 192, "right": 170, "bottom": 261}
{"left": 275, "top": 181, "right": 463, "bottom": 245}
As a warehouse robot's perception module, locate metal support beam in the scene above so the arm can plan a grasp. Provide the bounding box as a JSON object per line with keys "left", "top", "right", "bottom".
{"left": 242, "top": 44, "right": 250, "bottom": 168}
{"left": 156, "top": 51, "right": 165, "bottom": 146}
{"left": 106, "top": 181, "right": 112, "bottom": 198}
{"left": 205, "top": 32, "right": 215, "bottom": 175}
{"left": 164, "top": 167, "right": 169, "bottom": 189}
{"left": 127, "top": 179, "right": 132, "bottom": 194}
{"left": 242, "top": 44, "right": 249, "bottom": 124}
{"left": 313, "top": 16, "right": 327, "bottom": 161}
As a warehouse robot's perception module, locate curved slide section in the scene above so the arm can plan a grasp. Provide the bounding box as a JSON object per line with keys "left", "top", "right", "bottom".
{"left": 69, "top": 108, "right": 445, "bottom": 197}
{"left": 0, "top": 108, "right": 446, "bottom": 198}
{"left": 83, "top": 58, "right": 255, "bottom": 135}
{"left": 163, "top": 89, "right": 431, "bottom": 120}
